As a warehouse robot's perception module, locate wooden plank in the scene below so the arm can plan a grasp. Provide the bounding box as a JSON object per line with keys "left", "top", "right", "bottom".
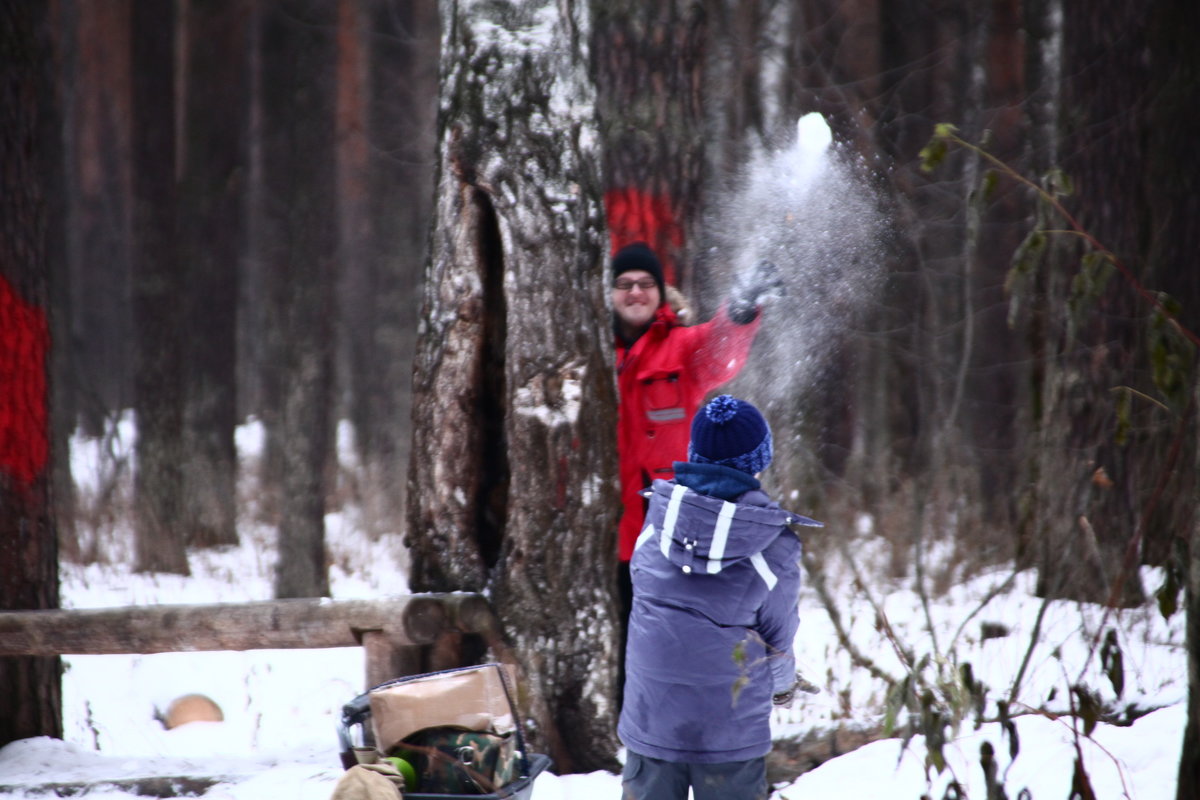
{"left": 0, "top": 594, "right": 467, "bottom": 656}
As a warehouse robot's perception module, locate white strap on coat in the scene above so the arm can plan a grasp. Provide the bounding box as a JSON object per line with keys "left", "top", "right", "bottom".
{"left": 659, "top": 484, "right": 688, "bottom": 559}
{"left": 634, "top": 523, "right": 656, "bottom": 552}
{"left": 706, "top": 501, "right": 735, "bottom": 574}
{"left": 750, "top": 552, "right": 778, "bottom": 590}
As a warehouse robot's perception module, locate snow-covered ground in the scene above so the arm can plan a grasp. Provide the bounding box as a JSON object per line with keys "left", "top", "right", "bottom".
{"left": 0, "top": 418, "right": 1187, "bottom": 799}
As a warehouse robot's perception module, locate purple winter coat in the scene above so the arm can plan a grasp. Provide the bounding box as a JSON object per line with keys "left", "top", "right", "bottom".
{"left": 618, "top": 465, "right": 820, "bottom": 763}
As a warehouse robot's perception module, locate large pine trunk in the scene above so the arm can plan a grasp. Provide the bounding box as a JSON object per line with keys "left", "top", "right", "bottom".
{"left": 131, "top": 0, "right": 189, "bottom": 575}
{"left": 259, "top": 0, "right": 338, "bottom": 599}
{"left": 591, "top": 0, "right": 708, "bottom": 291}
{"left": 68, "top": 1, "right": 134, "bottom": 435}
{"left": 1183, "top": 374, "right": 1200, "bottom": 799}
{"left": 1030, "top": 1, "right": 1153, "bottom": 606}
{"left": 179, "top": 0, "right": 249, "bottom": 549}
{"left": 343, "top": 0, "right": 439, "bottom": 533}
{"left": 0, "top": 1, "right": 62, "bottom": 744}
{"left": 406, "top": 0, "right": 620, "bottom": 773}
{"left": 1147, "top": 4, "right": 1200, "bottom": 797}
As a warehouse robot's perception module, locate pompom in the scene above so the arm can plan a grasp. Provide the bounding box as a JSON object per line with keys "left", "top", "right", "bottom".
{"left": 705, "top": 394, "right": 739, "bottom": 424}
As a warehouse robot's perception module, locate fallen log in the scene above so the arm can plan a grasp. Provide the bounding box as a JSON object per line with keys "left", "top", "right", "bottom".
{"left": 0, "top": 593, "right": 493, "bottom": 656}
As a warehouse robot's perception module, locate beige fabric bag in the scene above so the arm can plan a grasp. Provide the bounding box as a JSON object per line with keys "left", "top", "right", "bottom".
{"left": 368, "top": 663, "right": 518, "bottom": 755}
{"left": 330, "top": 763, "right": 404, "bottom": 800}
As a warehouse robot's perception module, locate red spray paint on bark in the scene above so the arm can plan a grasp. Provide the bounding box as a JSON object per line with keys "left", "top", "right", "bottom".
{"left": 605, "top": 188, "right": 683, "bottom": 286}
{"left": 0, "top": 275, "right": 49, "bottom": 487}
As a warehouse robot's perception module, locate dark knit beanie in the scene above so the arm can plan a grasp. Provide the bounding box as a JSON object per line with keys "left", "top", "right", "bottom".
{"left": 687, "top": 395, "right": 773, "bottom": 475}
{"left": 612, "top": 242, "right": 666, "bottom": 297}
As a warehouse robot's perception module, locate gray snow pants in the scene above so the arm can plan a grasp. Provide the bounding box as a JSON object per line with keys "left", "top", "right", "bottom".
{"left": 621, "top": 750, "right": 768, "bottom": 800}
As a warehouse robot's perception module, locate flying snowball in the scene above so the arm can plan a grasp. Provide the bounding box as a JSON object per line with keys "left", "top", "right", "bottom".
{"left": 797, "top": 112, "right": 832, "bottom": 153}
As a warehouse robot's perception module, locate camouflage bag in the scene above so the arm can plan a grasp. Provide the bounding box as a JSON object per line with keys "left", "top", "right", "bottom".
{"left": 392, "top": 727, "right": 519, "bottom": 795}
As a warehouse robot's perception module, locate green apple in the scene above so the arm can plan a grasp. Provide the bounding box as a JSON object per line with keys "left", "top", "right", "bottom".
{"left": 384, "top": 756, "right": 417, "bottom": 789}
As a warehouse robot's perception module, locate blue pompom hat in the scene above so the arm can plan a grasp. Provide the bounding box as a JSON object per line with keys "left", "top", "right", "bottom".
{"left": 687, "top": 395, "right": 773, "bottom": 475}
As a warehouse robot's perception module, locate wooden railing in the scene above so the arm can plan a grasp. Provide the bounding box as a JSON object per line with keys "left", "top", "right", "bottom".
{"left": 0, "top": 592, "right": 502, "bottom": 689}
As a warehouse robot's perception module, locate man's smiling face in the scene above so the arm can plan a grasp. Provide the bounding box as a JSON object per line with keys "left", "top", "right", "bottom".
{"left": 612, "top": 269, "right": 661, "bottom": 337}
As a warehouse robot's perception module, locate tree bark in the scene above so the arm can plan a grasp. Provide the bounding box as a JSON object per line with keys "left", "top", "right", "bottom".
{"left": 179, "top": 0, "right": 250, "bottom": 549}
{"left": 259, "top": 0, "right": 338, "bottom": 599}
{"left": 408, "top": 0, "right": 620, "bottom": 772}
{"left": 68, "top": 1, "right": 134, "bottom": 435}
{"left": 1180, "top": 374, "right": 1200, "bottom": 799}
{"left": 1149, "top": 3, "right": 1200, "bottom": 797}
{"left": 591, "top": 0, "right": 709, "bottom": 291}
{"left": 702, "top": 0, "right": 767, "bottom": 188}
{"left": 344, "top": 0, "right": 439, "bottom": 533}
{"left": 0, "top": 0, "right": 62, "bottom": 745}
{"left": 47, "top": 0, "right": 78, "bottom": 558}
{"left": 1031, "top": 0, "right": 1153, "bottom": 606}
{"left": 130, "top": 0, "right": 189, "bottom": 575}
{"left": 1141, "top": 0, "right": 1200, "bottom": 568}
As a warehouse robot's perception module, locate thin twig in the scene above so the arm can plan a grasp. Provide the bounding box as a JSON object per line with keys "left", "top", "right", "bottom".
{"left": 948, "top": 568, "right": 1019, "bottom": 652}
{"left": 831, "top": 534, "right": 916, "bottom": 671}
{"left": 1006, "top": 592, "right": 1052, "bottom": 707}
{"left": 802, "top": 550, "right": 897, "bottom": 685}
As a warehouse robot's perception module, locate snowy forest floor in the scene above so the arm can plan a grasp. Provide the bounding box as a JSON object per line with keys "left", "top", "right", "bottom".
{"left": 0, "top": 418, "right": 1187, "bottom": 799}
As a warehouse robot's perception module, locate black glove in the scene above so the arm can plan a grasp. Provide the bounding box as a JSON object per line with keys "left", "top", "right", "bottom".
{"left": 772, "top": 671, "right": 820, "bottom": 706}
{"left": 729, "top": 260, "right": 785, "bottom": 324}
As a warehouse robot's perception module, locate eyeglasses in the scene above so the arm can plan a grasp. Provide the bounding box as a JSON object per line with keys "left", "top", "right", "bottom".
{"left": 613, "top": 278, "right": 659, "bottom": 292}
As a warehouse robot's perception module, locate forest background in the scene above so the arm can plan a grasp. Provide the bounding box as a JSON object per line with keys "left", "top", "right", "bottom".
{"left": 1, "top": 0, "right": 1198, "bottom": 796}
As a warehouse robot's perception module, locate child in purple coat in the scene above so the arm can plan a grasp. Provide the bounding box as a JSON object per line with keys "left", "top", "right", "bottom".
{"left": 618, "top": 395, "right": 821, "bottom": 800}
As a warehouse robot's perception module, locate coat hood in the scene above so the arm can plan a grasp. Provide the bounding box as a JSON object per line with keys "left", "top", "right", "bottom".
{"left": 639, "top": 478, "right": 821, "bottom": 575}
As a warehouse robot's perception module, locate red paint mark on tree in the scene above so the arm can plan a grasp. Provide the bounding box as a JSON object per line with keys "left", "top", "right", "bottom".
{"left": 0, "top": 275, "right": 49, "bottom": 487}
{"left": 556, "top": 455, "right": 569, "bottom": 509}
{"left": 605, "top": 188, "right": 683, "bottom": 286}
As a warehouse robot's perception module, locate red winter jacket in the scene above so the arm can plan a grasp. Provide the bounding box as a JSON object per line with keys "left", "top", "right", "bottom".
{"left": 614, "top": 302, "right": 760, "bottom": 561}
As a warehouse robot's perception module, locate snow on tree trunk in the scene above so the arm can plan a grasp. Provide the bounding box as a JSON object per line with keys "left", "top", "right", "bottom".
{"left": 407, "top": 0, "right": 621, "bottom": 773}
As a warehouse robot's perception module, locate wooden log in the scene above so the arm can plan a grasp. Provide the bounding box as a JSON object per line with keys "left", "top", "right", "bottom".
{"left": 0, "top": 594, "right": 455, "bottom": 656}
{"left": 361, "top": 630, "right": 424, "bottom": 689}
{"left": 442, "top": 592, "right": 501, "bottom": 635}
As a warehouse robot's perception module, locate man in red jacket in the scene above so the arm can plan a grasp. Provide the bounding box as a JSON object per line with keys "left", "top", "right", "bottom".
{"left": 611, "top": 242, "right": 782, "bottom": 668}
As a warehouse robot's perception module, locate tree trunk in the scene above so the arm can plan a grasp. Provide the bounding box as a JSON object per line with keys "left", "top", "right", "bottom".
{"left": 1148, "top": 4, "right": 1200, "bottom": 796}
{"left": 591, "top": 0, "right": 709, "bottom": 291}
{"left": 1031, "top": 1, "right": 1153, "bottom": 606}
{"left": 702, "top": 0, "right": 767, "bottom": 188}
{"left": 178, "top": 0, "right": 249, "bottom": 549}
{"left": 1140, "top": 0, "right": 1200, "bottom": 569}
{"left": 68, "top": 1, "right": 134, "bottom": 435}
{"left": 259, "top": 0, "right": 338, "bottom": 599}
{"left": 1013, "top": 0, "right": 1061, "bottom": 572}
{"left": 131, "top": 0, "right": 189, "bottom": 575}
{"left": 782, "top": 0, "right": 882, "bottom": 157}
{"left": 0, "top": 1, "right": 62, "bottom": 745}
{"left": 407, "top": 0, "right": 620, "bottom": 773}
{"left": 344, "top": 0, "right": 439, "bottom": 533}
{"left": 47, "top": 0, "right": 78, "bottom": 559}
{"left": 1180, "top": 374, "right": 1200, "bottom": 799}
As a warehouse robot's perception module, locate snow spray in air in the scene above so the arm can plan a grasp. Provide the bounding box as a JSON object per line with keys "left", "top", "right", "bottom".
{"left": 705, "top": 113, "right": 886, "bottom": 467}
